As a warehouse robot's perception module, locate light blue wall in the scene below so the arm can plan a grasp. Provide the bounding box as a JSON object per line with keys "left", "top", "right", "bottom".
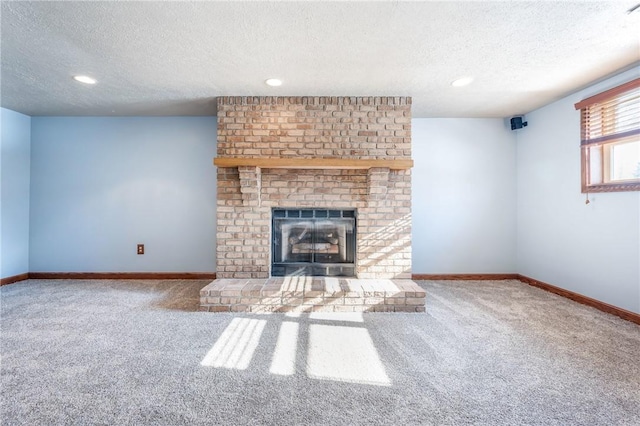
{"left": 1, "top": 108, "right": 31, "bottom": 278}
{"left": 7, "top": 84, "right": 639, "bottom": 315}
{"left": 29, "top": 117, "right": 217, "bottom": 273}
{"left": 517, "top": 66, "right": 640, "bottom": 314}
{"left": 412, "top": 118, "right": 518, "bottom": 274}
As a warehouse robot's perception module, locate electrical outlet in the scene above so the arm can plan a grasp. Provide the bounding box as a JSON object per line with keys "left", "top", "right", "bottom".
{"left": 137, "top": 244, "right": 144, "bottom": 255}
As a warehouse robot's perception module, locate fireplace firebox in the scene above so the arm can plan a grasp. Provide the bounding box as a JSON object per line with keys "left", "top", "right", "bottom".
{"left": 271, "top": 209, "right": 356, "bottom": 277}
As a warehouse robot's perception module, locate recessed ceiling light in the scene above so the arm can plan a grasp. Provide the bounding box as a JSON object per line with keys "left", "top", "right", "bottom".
{"left": 265, "top": 78, "right": 282, "bottom": 87}
{"left": 451, "top": 77, "right": 474, "bottom": 87}
{"left": 73, "top": 75, "right": 97, "bottom": 85}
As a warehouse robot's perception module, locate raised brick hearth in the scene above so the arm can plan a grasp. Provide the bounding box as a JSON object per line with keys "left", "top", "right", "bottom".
{"left": 205, "top": 96, "right": 423, "bottom": 312}
{"left": 200, "top": 278, "right": 426, "bottom": 313}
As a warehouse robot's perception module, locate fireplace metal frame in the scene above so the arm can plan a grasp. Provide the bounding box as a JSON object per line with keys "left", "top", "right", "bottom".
{"left": 271, "top": 208, "right": 357, "bottom": 277}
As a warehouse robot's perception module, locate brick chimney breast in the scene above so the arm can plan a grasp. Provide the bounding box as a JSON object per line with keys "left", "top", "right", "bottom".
{"left": 215, "top": 97, "right": 412, "bottom": 279}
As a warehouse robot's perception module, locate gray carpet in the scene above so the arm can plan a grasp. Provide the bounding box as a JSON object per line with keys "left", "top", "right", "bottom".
{"left": 1, "top": 279, "right": 639, "bottom": 426}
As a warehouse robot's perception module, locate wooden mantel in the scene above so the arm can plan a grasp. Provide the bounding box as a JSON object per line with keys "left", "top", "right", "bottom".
{"left": 213, "top": 157, "right": 414, "bottom": 170}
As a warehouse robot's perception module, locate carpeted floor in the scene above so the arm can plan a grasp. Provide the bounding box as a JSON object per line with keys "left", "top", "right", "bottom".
{"left": 1, "top": 279, "right": 639, "bottom": 425}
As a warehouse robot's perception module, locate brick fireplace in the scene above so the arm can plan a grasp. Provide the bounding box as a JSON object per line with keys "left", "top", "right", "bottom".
{"left": 215, "top": 96, "right": 412, "bottom": 279}
{"left": 200, "top": 96, "right": 424, "bottom": 312}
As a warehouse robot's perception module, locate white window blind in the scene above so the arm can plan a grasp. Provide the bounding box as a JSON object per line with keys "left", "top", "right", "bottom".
{"left": 575, "top": 78, "right": 640, "bottom": 146}
{"left": 575, "top": 78, "right": 640, "bottom": 193}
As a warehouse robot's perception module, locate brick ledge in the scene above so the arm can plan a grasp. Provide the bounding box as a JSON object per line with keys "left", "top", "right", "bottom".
{"left": 200, "top": 278, "right": 425, "bottom": 313}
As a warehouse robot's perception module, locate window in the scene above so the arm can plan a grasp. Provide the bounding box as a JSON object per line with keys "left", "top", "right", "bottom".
{"left": 575, "top": 78, "right": 640, "bottom": 193}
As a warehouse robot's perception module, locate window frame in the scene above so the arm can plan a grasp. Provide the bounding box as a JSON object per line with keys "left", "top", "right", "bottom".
{"left": 575, "top": 78, "right": 640, "bottom": 193}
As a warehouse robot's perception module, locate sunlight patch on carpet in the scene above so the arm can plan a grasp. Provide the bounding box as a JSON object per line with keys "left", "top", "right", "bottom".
{"left": 307, "top": 324, "right": 391, "bottom": 386}
{"left": 309, "top": 312, "right": 364, "bottom": 323}
{"left": 269, "top": 321, "right": 299, "bottom": 376}
{"left": 201, "top": 318, "right": 266, "bottom": 369}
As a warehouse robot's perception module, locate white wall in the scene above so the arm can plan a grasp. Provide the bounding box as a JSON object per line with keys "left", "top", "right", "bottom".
{"left": 26, "top": 115, "right": 518, "bottom": 277}
{"left": 1, "top": 108, "right": 31, "bottom": 278}
{"left": 412, "top": 118, "right": 517, "bottom": 274}
{"left": 29, "top": 117, "right": 217, "bottom": 273}
{"left": 7, "top": 84, "right": 639, "bottom": 314}
{"left": 517, "top": 67, "right": 640, "bottom": 314}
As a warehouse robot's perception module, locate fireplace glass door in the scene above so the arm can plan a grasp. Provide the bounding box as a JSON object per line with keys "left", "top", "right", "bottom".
{"left": 272, "top": 209, "right": 356, "bottom": 277}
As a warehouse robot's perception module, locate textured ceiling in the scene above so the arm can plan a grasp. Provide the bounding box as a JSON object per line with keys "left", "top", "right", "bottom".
{"left": 1, "top": 1, "right": 639, "bottom": 118}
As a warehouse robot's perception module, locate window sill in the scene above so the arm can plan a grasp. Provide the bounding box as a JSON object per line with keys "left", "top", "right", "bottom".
{"left": 582, "top": 182, "right": 640, "bottom": 193}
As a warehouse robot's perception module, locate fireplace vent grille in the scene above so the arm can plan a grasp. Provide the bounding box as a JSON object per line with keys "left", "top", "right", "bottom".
{"left": 273, "top": 209, "right": 355, "bottom": 219}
